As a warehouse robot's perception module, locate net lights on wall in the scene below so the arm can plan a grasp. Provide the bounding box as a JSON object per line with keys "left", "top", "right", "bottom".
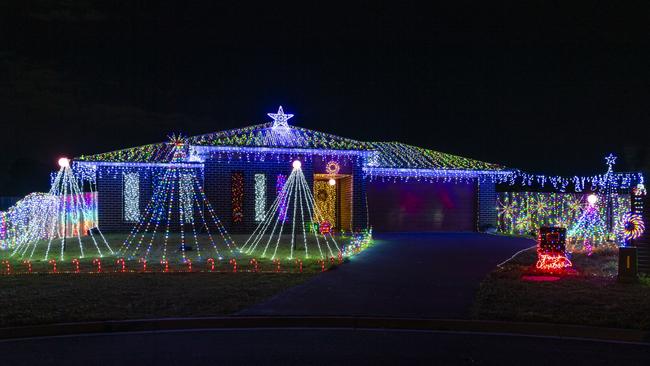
{"left": 123, "top": 172, "right": 140, "bottom": 222}
{"left": 255, "top": 174, "right": 267, "bottom": 222}
{"left": 231, "top": 172, "right": 244, "bottom": 224}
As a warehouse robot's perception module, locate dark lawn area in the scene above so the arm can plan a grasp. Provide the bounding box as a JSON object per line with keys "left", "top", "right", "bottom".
{"left": 472, "top": 246, "right": 650, "bottom": 330}
{"left": 0, "top": 272, "right": 313, "bottom": 328}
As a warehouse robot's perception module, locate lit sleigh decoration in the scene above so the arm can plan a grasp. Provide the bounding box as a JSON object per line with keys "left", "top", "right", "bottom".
{"left": 619, "top": 213, "right": 645, "bottom": 242}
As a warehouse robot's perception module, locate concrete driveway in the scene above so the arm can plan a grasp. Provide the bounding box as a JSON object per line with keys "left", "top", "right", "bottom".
{"left": 240, "top": 233, "right": 535, "bottom": 318}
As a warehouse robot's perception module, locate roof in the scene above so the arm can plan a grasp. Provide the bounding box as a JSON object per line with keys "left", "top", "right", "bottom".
{"left": 76, "top": 122, "right": 504, "bottom": 171}
{"left": 367, "top": 142, "right": 503, "bottom": 171}
{"left": 188, "top": 123, "right": 369, "bottom": 150}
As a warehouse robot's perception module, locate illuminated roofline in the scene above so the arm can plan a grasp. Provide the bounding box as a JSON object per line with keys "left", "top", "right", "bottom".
{"left": 191, "top": 145, "right": 374, "bottom": 156}
{"left": 74, "top": 161, "right": 204, "bottom": 169}
{"left": 363, "top": 167, "right": 515, "bottom": 177}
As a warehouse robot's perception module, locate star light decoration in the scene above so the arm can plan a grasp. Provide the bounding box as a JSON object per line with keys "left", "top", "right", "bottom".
{"left": 605, "top": 153, "right": 617, "bottom": 172}
{"left": 268, "top": 106, "right": 294, "bottom": 129}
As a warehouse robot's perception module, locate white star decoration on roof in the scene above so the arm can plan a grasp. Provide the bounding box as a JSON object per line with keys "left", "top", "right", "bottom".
{"left": 268, "top": 106, "right": 294, "bottom": 129}
{"left": 605, "top": 153, "right": 617, "bottom": 167}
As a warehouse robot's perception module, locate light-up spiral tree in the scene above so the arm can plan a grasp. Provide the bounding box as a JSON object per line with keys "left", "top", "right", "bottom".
{"left": 10, "top": 158, "right": 112, "bottom": 260}
{"left": 240, "top": 160, "right": 340, "bottom": 260}
{"left": 119, "top": 135, "right": 236, "bottom": 263}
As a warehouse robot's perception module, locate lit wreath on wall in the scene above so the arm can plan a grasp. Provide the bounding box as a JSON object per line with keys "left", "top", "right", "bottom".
{"left": 325, "top": 161, "right": 340, "bottom": 175}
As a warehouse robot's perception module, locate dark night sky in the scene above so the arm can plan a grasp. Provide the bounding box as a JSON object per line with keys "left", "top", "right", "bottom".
{"left": 1, "top": 1, "right": 650, "bottom": 196}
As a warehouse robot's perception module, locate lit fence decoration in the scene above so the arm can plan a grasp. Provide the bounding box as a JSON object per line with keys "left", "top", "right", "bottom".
{"left": 6, "top": 158, "right": 111, "bottom": 260}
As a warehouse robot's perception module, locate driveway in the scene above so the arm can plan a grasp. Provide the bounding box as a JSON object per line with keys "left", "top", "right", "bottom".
{"left": 240, "top": 232, "right": 535, "bottom": 318}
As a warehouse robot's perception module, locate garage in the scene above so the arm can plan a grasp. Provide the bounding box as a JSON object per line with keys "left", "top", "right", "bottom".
{"left": 366, "top": 180, "right": 476, "bottom": 232}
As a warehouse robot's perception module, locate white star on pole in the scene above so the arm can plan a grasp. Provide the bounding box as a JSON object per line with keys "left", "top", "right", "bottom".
{"left": 268, "top": 106, "right": 294, "bottom": 129}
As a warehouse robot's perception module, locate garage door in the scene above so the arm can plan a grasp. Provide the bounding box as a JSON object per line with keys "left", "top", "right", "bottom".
{"left": 366, "top": 180, "right": 476, "bottom": 232}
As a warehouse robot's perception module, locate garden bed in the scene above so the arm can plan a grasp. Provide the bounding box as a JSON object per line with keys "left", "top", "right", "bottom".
{"left": 472, "top": 246, "right": 650, "bottom": 330}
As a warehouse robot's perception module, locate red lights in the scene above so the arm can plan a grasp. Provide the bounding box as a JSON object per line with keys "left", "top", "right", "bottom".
{"left": 49, "top": 259, "right": 57, "bottom": 273}
{"left": 250, "top": 258, "right": 260, "bottom": 272}
{"left": 160, "top": 259, "right": 169, "bottom": 273}
{"left": 92, "top": 258, "right": 102, "bottom": 273}
{"left": 72, "top": 258, "right": 80, "bottom": 273}
{"left": 116, "top": 258, "right": 126, "bottom": 273}
{"left": 295, "top": 259, "right": 303, "bottom": 273}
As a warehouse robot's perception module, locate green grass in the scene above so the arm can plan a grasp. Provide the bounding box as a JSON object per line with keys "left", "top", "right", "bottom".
{"left": 0, "top": 272, "right": 314, "bottom": 327}
{"left": 1, "top": 233, "right": 347, "bottom": 273}
{"left": 471, "top": 247, "right": 650, "bottom": 330}
{"left": 0, "top": 232, "right": 357, "bottom": 327}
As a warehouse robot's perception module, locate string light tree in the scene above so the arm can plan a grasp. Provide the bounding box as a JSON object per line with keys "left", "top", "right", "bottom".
{"left": 119, "top": 134, "right": 237, "bottom": 268}
{"left": 567, "top": 193, "right": 608, "bottom": 255}
{"left": 10, "top": 157, "right": 112, "bottom": 261}
{"left": 240, "top": 159, "right": 342, "bottom": 262}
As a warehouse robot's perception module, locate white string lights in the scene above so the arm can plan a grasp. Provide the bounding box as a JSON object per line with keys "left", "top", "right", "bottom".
{"left": 123, "top": 172, "right": 140, "bottom": 222}
{"left": 120, "top": 137, "right": 236, "bottom": 262}
{"left": 241, "top": 160, "right": 340, "bottom": 260}
{"left": 8, "top": 159, "right": 113, "bottom": 260}
{"left": 254, "top": 174, "right": 266, "bottom": 222}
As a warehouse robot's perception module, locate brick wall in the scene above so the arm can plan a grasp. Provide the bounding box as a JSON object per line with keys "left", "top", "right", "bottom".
{"left": 351, "top": 159, "right": 368, "bottom": 231}
{"left": 477, "top": 178, "right": 497, "bottom": 230}
{"left": 203, "top": 158, "right": 315, "bottom": 234}
{"left": 95, "top": 154, "right": 370, "bottom": 234}
{"left": 96, "top": 167, "right": 159, "bottom": 232}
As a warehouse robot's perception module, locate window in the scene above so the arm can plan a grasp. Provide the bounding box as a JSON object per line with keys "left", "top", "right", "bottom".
{"left": 180, "top": 173, "right": 194, "bottom": 224}
{"left": 232, "top": 172, "right": 244, "bottom": 223}
{"left": 276, "top": 174, "right": 288, "bottom": 222}
{"left": 123, "top": 172, "right": 140, "bottom": 222}
{"left": 254, "top": 174, "right": 266, "bottom": 222}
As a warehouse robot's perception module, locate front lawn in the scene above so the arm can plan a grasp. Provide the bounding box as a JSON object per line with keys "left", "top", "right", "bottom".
{"left": 0, "top": 231, "right": 367, "bottom": 328}
{"left": 472, "top": 247, "right": 650, "bottom": 330}
{"left": 0, "top": 272, "right": 314, "bottom": 327}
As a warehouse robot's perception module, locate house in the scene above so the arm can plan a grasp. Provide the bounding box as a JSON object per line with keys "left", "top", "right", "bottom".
{"left": 74, "top": 107, "right": 509, "bottom": 234}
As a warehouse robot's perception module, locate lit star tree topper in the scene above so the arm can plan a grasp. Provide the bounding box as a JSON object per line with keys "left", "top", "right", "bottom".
{"left": 268, "top": 106, "right": 294, "bottom": 129}
{"left": 168, "top": 133, "right": 187, "bottom": 161}
{"left": 605, "top": 153, "right": 617, "bottom": 173}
